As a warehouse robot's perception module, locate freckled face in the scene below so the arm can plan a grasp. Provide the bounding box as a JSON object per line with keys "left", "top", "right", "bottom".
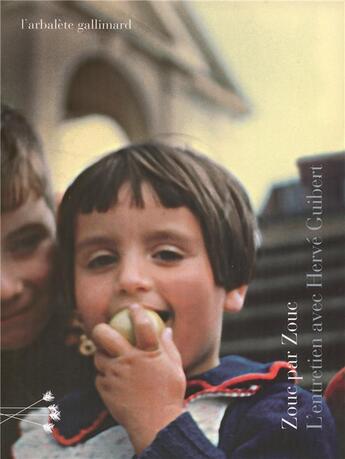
{"left": 1, "top": 197, "right": 56, "bottom": 349}
{"left": 74, "top": 184, "right": 227, "bottom": 376}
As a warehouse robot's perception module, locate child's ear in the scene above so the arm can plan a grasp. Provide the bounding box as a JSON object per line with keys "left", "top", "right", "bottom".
{"left": 224, "top": 285, "right": 248, "bottom": 313}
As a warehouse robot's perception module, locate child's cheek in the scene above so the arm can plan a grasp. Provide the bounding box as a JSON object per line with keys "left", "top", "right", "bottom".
{"left": 23, "top": 240, "right": 55, "bottom": 288}
{"left": 74, "top": 274, "right": 111, "bottom": 335}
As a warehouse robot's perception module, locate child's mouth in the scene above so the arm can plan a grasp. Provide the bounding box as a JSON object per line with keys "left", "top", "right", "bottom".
{"left": 157, "top": 310, "right": 173, "bottom": 324}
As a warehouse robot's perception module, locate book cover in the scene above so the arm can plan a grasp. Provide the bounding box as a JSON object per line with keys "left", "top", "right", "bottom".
{"left": 1, "top": 1, "right": 344, "bottom": 457}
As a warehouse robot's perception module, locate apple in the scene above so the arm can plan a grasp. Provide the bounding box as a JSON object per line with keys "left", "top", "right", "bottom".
{"left": 109, "top": 308, "right": 165, "bottom": 345}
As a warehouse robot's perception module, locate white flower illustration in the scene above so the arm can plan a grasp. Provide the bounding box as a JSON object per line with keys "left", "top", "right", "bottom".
{"left": 49, "top": 410, "right": 61, "bottom": 422}
{"left": 43, "top": 391, "right": 54, "bottom": 402}
{"left": 1, "top": 389, "right": 60, "bottom": 435}
{"left": 43, "top": 423, "right": 54, "bottom": 433}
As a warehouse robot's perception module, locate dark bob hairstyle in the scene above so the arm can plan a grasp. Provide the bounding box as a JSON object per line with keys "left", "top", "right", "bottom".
{"left": 58, "top": 143, "right": 258, "bottom": 307}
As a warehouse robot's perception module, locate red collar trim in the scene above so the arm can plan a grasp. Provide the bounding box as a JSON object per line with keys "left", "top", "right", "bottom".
{"left": 186, "top": 360, "right": 292, "bottom": 400}
{"left": 52, "top": 410, "right": 108, "bottom": 446}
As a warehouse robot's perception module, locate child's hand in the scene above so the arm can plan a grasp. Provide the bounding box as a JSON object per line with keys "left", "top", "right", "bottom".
{"left": 92, "top": 304, "right": 186, "bottom": 454}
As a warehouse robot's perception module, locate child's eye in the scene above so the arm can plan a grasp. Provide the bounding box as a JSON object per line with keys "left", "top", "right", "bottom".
{"left": 9, "top": 232, "right": 47, "bottom": 257}
{"left": 87, "top": 253, "right": 117, "bottom": 269}
{"left": 153, "top": 249, "right": 183, "bottom": 262}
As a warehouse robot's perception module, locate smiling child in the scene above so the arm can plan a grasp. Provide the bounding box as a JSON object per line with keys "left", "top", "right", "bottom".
{"left": 1, "top": 105, "right": 91, "bottom": 458}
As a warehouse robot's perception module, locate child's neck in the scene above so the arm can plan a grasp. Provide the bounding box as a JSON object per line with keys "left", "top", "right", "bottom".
{"left": 186, "top": 356, "right": 220, "bottom": 379}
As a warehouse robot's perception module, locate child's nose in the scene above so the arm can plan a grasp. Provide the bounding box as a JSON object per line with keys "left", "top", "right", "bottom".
{"left": 115, "top": 256, "right": 153, "bottom": 295}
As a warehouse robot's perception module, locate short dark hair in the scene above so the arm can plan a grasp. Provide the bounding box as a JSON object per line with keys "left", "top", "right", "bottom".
{"left": 58, "top": 143, "right": 257, "bottom": 306}
{"left": 1, "top": 104, "right": 54, "bottom": 213}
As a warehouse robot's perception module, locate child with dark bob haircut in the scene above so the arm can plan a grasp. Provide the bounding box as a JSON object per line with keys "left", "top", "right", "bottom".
{"left": 59, "top": 142, "right": 257, "bottom": 300}
{"left": 14, "top": 143, "right": 337, "bottom": 458}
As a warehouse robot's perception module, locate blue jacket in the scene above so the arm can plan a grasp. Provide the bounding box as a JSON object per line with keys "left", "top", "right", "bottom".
{"left": 50, "top": 355, "right": 337, "bottom": 458}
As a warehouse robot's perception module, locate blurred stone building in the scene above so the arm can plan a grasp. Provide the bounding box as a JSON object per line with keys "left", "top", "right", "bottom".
{"left": 2, "top": 0, "right": 249, "bottom": 189}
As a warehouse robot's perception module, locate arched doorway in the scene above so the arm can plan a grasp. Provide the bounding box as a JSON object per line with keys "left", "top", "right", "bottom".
{"left": 52, "top": 56, "right": 151, "bottom": 193}
{"left": 65, "top": 57, "right": 150, "bottom": 141}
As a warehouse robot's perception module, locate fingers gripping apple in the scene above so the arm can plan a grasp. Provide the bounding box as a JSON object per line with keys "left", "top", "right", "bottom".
{"left": 109, "top": 308, "right": 165, "bottom": 345}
